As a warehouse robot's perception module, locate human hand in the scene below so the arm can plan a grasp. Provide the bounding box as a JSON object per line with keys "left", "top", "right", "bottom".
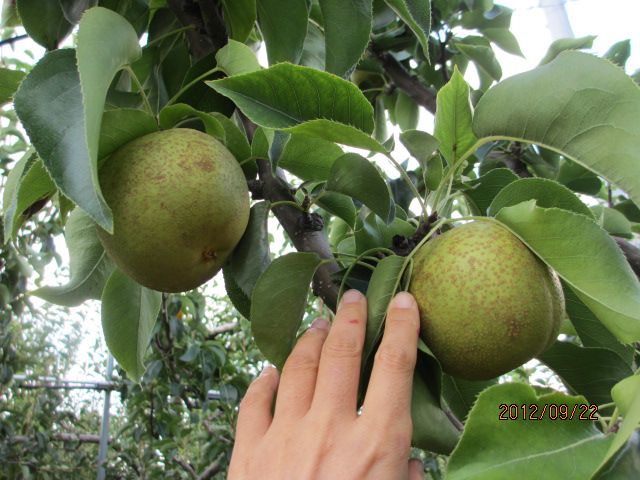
{"left": 228, "top": 290, "right": 424, "bottom": 480}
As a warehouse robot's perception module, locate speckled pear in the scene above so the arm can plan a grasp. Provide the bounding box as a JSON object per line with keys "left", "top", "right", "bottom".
{"left": 409, "top": 221, "right": 564, "bottom": 380}
{"left": 97, "top": 128, "right": 250, "bottom": 292}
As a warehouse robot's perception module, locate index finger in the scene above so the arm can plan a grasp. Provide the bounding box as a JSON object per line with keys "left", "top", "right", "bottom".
{"left": 361, "top": 292, "right": 419, "bottom": 423}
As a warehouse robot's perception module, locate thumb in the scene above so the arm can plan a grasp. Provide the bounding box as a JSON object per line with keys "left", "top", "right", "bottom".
{"left": 408, "top": 458, "right": 424, "bottom": 480}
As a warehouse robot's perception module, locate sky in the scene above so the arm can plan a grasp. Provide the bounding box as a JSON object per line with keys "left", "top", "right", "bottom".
{"left": 3, "top": 0, "right": 639, "bottom": 386}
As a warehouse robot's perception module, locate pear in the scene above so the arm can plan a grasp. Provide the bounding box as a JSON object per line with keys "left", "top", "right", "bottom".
{"left": 97, "top": 128, "right": 250, "bottom": 292}
{"left": 409, "top": 221, "right": 564, "bottom": 380}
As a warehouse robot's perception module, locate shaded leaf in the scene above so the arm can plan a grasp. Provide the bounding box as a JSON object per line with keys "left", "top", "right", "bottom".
{"left": 463, "top": 168, "right": 519, "bottom": 215}
{"left": 316, "top": 193, "right": 357, "bottom": 228}
{"left": 538, "top": 341, "right": 633, "bottom": 405}
{"left": 326, "top": 153, "right": 393, "bottom": 222}
{"left": 257, "top": 0, "right": 308, "bottom": 64}
{"left": 284, "top": 119, "right": 386, "bottom": 153}
{"left": 385, "top": 0, "right": 431, "bottom": 60}
{"left": 101, "top": 268, "right": 162, "bottom": 381}
{"left": 98, "top": 109, "right": 158, "bottom": 163}
{"left": 223, "top": 267, "right": 252, "bottom": 319}
{"left": 320, "top": 0, "right": 372, "bottom": 77}
{"left": 0, "top": 68, "right": 25, "bottom": 105}
{"left": 442, "top": 374, "right": 496, "bottom": 421}
{"left": 539, "top": 35, "right": 596, "bottom": 65}
{"left": 220, "top": 0, "right": 256, "bottom": 42}
{"left": 158, "top": 103, "right": 225, "bottom": 139}
{"left": 481, "top": 27, "right": 523, "bottom": 57}
{"left": 251, "top": 252, "right": 323, "bottom": 369}
{"left": 17, "top": 0, "right": 73, "bottom": 49}
{"left": 399, "top": 129, "right": 439, "bottom": 164}
{"left": 34, "top": 209, "right": 114, "bottom": 306}
{"left": 591, "top": 205, "right": 634, "bottom": 239}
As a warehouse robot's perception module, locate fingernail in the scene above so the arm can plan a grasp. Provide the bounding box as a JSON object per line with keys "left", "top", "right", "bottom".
{"left": 341, "top": 289, "right": 363, "bottom": 305}
{"left": 259, "top": 364, "right": 275, "bottom": 377}
{"left": 392, "top": 291, "right": 416, "bottom": 309}
{"left": 310, "top": 317, "right": 329, "bottom": 330}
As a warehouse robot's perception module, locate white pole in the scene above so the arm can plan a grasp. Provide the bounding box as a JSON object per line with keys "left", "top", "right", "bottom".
{"left": 96, "top": 355, "right": 114, "bottom": 480}
{"left": 539, "top": 0, "right": 574, "bottom": 39}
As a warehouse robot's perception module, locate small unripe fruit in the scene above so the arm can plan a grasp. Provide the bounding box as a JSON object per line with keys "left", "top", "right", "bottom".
{"left": 97, "top": 128, "right": 250, "bottom": 292}
{"left": 409, "top": 221, "right": 564, "bottom": 380}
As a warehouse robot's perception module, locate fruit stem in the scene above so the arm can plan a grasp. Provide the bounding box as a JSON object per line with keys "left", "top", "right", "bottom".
{"left": 124, "top": 66, "right": 154, "bottom": 117}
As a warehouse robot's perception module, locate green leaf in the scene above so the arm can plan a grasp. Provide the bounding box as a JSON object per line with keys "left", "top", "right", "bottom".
{"left": 384, "top": 0, "right": 431, "bottom": 60}
{"left": 215, "top": 39, "right": 261, "bottom": 76}
{"left": 591, "top": 205, "right": 634, "bottom": 239}
{"left": 538, "top": 341, "right": 633, "bottom": 405}
{"left": 316, "top": 193, "right": 357, "bottom": 227}
{"left": 394, "top": 90, "right": 419, "bottom": 131}
{"left": 101, "top": 268, "right": 162, "bottom": 381}
{"left": 434, "top": 67, "right": 477, "bottom": 165}
{"left": 158, "top": 104, "right": 225, "bottom": 139}
{"left": 488, "top": 178, "right": 593, "bottom": 217}
{"left": 355, "top": 213, "right": 414, "bottom": 252}
{"left": 0, "top": 68, "right": 25, "bottom": 105}
{"left": 98, "top": 109, "right": 158, "bottom": 163}
{"left": 210, "top": 112, "right": 255, "bottom": 177}
{"left": 283, "top": 119, "right": 386, "bottom": 153}
{"left": 220, "top": 0, "right": 256, "bottom": 42}
{"left": 442, "top": 374, "right": 496, "bottom": 421}
{"left": 463, "top": 168, "right": 519, "bottom": 215}
{"left": 320, "top": 0, "right": 372, "bottom": 77}
{"left": 326, "top": 153, "right": 393, "bottom": 222}
{"left": 3, "top": 154, "right": 55, "bottom": 242}
{"left": 495, "top": 201, "right": 640, "bottom": 343}
{"left": 455, "top": 37, "right": 502, "bottom": 82}
{"left": 257, "top": 0, "right": 308, "bottom": 64}
{"left": 481, "top": 27, "right": 523, "bottom": 57}
{"left": 556, "top": 159, "right": 603, "bottom": 195}
{"left": 399, "top": 129, "right": 439, "bottom": 164}
{"left": 613, "top": 199, "right": 640, "bottom": 223}
{"left": 251, "top": 252, "right": 323, "bottom": 369}
{"left": 278, "top": 133, "right": 344, "bottom": 181}
{"left": 300, "top": 21, "right": 325, "bottom": 70}
{"left": 447, "top": 383, "right": 612, "bottom": 479}
{"left": 597, "top": 375, "right": 640, "bottom": 473}
{"left": 564, "top": 286, "right": 633, "bottom": 365}
{"left": 223, "top": 267, "right": 252, "bottom": 319}
{"left": 411, "top": 370, "right": 461, "bottom": 454}
{"left": 14, "top": 7, "right": 141, "bottom": 233}
{"left": 17, "top": 0, "right": 73, "bottom": 49}
{"left": 474, "top": 51, "right": 640, "bottom": 208}
{"left": 59, "top": 0, "right": 98, "bottom": 24}
{"left": 539, "top": 35, "right": 596, "bottom": 65}
{"left": 33, "top": 209, "right": 115, "bottom": 306}
{"left": 604, "top": 40, "right": 631, "bottom": 68}
{"left": 363, "top": 255, "right": 405, "bottom": 365}
{"left": 227, "top": 202, "right": 271, "bottom": 298}
{"left": 208, "top": 63, "right": 374, "bottom": 133}
{"left": 425, "top": 156, "right": 444, "bottom": 191}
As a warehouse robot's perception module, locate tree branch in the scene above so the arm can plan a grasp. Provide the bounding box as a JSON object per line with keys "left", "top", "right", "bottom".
{"left": 206, "top": 321, "right": 239, "bottom": 339}
{"left": 256, "top": 159, "right": 341, "bottom": 312}
{"left": 615, "top": 237, "right": 640, "bottom": 278}
{"left": 167, "top": 0, "right": 215, "bottom": 59}
{"left": 197, "top": 452, "right": 225, "bottom": 480}
{"left": 374, "top": 51, "right": 437, "bottom": 114}
{"left": 9, "top": 433, "right": 105, "bottom": 444}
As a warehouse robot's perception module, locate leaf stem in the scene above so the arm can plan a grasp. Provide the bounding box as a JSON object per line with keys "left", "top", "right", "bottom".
{"left": 607, "top": 407, "right": 619, "bottom": 431}
{"left": 145, "top": 25, "right": 194, "bottom": 48}
{"left": 124, "top": 66, "right": 154, "bottom": 117}
{"left": 166, "top": 66, "right": 221, "bottom": 107}
{"left": 384, "top": 152, "right": 428, "bottom": 218}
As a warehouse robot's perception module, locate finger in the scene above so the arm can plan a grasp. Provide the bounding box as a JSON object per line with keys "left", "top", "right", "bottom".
{"left": 274, "top": 317, "right": 330, "bottom": 419}
{"left": 312, "top": 289, "right": 367, "bottom": 417}
{"left": 362, "top": 292, "right": 419, "bottom": 422}
{"left": 408, "top": 458, "right": 425, "bottom": 480}
{"left": 235, "top": 366, "right": 279, "bottom": 447}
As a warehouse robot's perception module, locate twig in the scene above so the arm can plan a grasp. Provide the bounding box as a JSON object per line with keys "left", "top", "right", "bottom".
{"left": 174, "top": 457, "right": 198, "bottom": 479}
{"left": 0, "top": 34, "right": 28, "bottom": 48}
{"left": 197, "top": 452, "right": 225, "bottom": 480}
{"left": 374, "top": 50, "right": 437, "bottom": 114}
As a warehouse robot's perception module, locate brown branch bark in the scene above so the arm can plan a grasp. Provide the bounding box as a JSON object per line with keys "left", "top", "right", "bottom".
{"left": 374, "top": 51, "right": 437, "bottom": 114}
{"left": 197, "top": 452, "right": 225, "bottom": 480}
{"left": 206, "top": 321, "right": 239, "bottom": 338}
{"left": 167, "top": 0, "right": 215, "bottom": 59}
{"left": 257, "top": 159, "right": 341, "bottom": 312}
{"left": 615, "top": 237, "right": 640, "bottom": 278}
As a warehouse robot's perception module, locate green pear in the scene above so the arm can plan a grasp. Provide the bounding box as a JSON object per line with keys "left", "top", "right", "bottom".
{"left": 97, "top": 128, "right": 250, "bottom": 292}
{"left": 409, "top": 221, "right": 564, "bottom": 380}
